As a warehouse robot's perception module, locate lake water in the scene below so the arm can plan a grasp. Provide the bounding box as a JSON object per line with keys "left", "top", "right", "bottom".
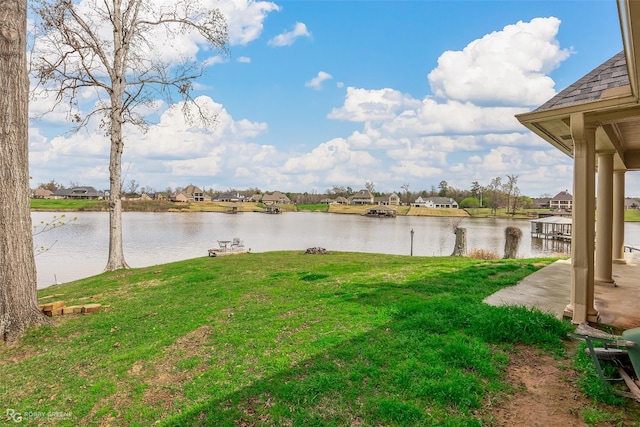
{"left": 32, "top": 211, "right": 640, "bottom": 288}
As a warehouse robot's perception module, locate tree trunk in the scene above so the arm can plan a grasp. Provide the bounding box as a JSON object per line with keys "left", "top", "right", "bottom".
{"left": 451, "top": 227, "right": 467, "bottom": 256}
{"left": 0, "top": 0, "right": 51, "bottom": 343}
{"left": 503, "top": 226, "right": 523, "bottom": 259}
{"left": 104, "top": 3, "right": 129, "bottom": 272}
{"left": 104, "top": 99, "right": 130, "bottom": 271}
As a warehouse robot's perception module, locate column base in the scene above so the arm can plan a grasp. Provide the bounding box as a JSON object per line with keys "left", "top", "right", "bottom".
{"left": 595, "top": 278, "right": 617, "bottom": 288}
{"left": 612, "top": 258, "right": 627, "bottom": 265}
{"left": 587, "top": 312, "right": 600, "bottom": 323}
{"left": 564, "top": 304, "right": 575, "bottom": 322}
{"left": 565, "top": 304, "right": 600, "bottom": 324}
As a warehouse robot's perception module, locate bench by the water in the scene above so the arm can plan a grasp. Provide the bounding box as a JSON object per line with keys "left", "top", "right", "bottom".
{"left": 208, "top": 237, "right": 245, "bottom": 257}
{"left": 624, "top": 245, "right": 640, "bottom": 252}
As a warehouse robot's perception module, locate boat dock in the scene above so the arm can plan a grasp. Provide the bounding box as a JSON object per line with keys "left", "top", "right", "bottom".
{"left": 264, "top": 206, "right": 281, "bottom": 214}
{"left": 530, "top": 216, "right": 572, "bottom": 241}
{"left": 363, "top": 205, "right": 397, "bottom": 217}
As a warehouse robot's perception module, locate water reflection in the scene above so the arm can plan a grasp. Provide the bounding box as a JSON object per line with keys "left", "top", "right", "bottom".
{"left": 531, "top": 236, "right": 572, "bottom": 254}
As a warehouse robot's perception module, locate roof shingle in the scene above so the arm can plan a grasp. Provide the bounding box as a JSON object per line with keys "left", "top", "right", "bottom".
{"left": 535, "top": 51, "right": 629, "bottom": 112}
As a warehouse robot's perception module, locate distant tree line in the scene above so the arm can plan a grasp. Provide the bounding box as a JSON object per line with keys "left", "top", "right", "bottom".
{"left": 34, "top": 174, "right": 540, "bottom": 213}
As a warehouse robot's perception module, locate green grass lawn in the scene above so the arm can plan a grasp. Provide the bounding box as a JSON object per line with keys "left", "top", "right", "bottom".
{"left": 1, "top": 252, "right": 578, "bottom": 426}
{"left": 30, "top": 198, "right": 108, "bottom": 211}
{"left": 625, "top": 208, "right": 640, "bottom": 221}
{"left": 3, "top": 253, "right": 637, "bottom": 426}
{"left": 296, "top": 203, "right": 330, "bottom": 212}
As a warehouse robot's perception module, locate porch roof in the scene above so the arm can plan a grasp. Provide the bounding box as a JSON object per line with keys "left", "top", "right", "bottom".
{"left": 516, "top": 0, "right": 640, "bottom": 172}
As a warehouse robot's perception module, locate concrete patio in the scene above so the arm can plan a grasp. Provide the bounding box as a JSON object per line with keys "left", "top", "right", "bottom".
{"left": 484, "top": 253, "right": 640, "bottom": 330}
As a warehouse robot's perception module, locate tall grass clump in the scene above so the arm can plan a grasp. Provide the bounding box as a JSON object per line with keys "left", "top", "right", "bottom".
{"left": 468, "top": 248, "right": 500, "bottom": 260}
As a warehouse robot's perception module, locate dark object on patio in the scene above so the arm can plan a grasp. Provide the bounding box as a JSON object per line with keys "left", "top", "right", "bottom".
{"left": 573, "top": 323, "right": 640, "bottom": 402}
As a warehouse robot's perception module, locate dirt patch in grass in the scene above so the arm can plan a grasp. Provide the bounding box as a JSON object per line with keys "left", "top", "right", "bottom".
{"left": 139, "top": 324, "right": 214, "bottom": 407}
{"left": 82, "top": 325, "right": 215, "bottom": 425}
{"left": 485, "top": 345, "right": 639, "bottom": 426}
{"left": 0, "top": 348, "right": 42, "bottom": 366}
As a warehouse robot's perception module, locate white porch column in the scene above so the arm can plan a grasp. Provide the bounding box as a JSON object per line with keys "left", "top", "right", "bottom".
{"left": 612, "top": 170, "right": 626, "bottom": 264}
{"left": 565, "top": 113, "right": 599, "bottom": 324}
{"left": 595, "top": 152, "right": 615, "bottom": 286}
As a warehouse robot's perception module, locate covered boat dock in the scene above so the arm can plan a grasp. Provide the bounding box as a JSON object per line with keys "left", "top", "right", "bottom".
{"left": 363, "top": 205, "right": 397, "bottom": 217}
{"left": 530, "top": 216, "right": 572, "bottom": 241}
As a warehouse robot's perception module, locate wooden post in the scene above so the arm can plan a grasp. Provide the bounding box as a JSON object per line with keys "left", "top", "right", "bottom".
{"left": 503, "top": 226, "right": 523, "bottom": 259}
{"left": 451, "top": 228, "right": 467, "bottom": 256}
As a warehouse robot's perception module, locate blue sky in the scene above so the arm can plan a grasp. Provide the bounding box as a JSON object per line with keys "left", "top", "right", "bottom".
{"left": 29, "top": 0, "right": 631, "bottom": 198}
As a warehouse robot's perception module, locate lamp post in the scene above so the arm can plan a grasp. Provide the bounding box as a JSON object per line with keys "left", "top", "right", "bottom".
{"left": 410, "top": 228, "right": 414, "bottom": 256}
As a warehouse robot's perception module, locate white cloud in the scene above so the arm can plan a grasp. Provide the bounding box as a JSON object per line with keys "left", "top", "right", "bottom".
{"left": 531, "top": 148, "right": 570, "bottom": 165}
{"left": 385, "top": 136, "right": 478, "bottom": 160}
{"left": 519, "top": 163, "right": 572, "bottom": 197}
{"left": 428, "top": 17, "right": 571, "bottom": 106}
{"left": 390, "top": 161, "right": 442, "bottom": 179}
{"left": 268, "top": 22, "right": 311, "bottom": 47}
{"left": 29, "top": 85, "right": 84, "bottom": 124}
{"left": 165, "top": 147, "right": 226, "bottom": 177}
{"left": 480, "top": 146, "right": 523, "bottom": 173}
{"left": 217, "top": 0, "right": 281, "bottom": 46}
{"left": 237, "top": 56, "right": 252, "bottom": 63}
{"left": 283, "top": 138, "right": 377, "bottom": 173}
{"left": 122, "top": 97, "right": 269, "bottom": 163}
{"left": 28, "top": 14, "right": 578, "bottom": 197}
{"left": 468, "top": 155, "right": 482, "bottom": 164}
{"left": 203, "top": 55, "right": 229, "bottom": 68}
{"left": 329, "top": 87, "right": 422, "bottom": 122}
{"left": 29, "top": 96, "right": 271, "bottom": 188}
{"left": 32, "top": 0, "right": 279, "bottom": 79}
{"left": 313, "top": 17, "right": 575, "bottom": 194}
{"left": 305, "top": 71, "right": 333, "bottom": 90}
{"left": 381, "top": 99, "right": 527, "bottom": 136}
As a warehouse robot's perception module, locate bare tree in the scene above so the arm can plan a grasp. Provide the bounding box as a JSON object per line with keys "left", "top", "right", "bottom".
{"left": 511, "top": 186, "right": 521, "bottom": 215}
{"left": 488, "top": 176, "right": 502, "bottom": 216}
{"left": 503, "top": 174, "right": 518, "bottom": 215}
{"left": 125, "top": 179, "right": 139, "bottom": 196}
{"left": 31, "top": 0, "right": 228, "bottom": 271}
{"left": 0, "top": 0, "right": 51, "bottom": 343}
{"left": 364, "top": 181, "right": 375, "bottom": 194}
{"left": 401, "top": 183, "right": 410, "bottom": 205}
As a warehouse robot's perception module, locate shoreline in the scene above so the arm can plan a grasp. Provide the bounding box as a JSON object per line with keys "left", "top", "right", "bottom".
{"left": 30, "top": 199, "right": 640, "bottom": 221}
{"left": 29, "top": 200, "right": 531, "bottom": 219}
